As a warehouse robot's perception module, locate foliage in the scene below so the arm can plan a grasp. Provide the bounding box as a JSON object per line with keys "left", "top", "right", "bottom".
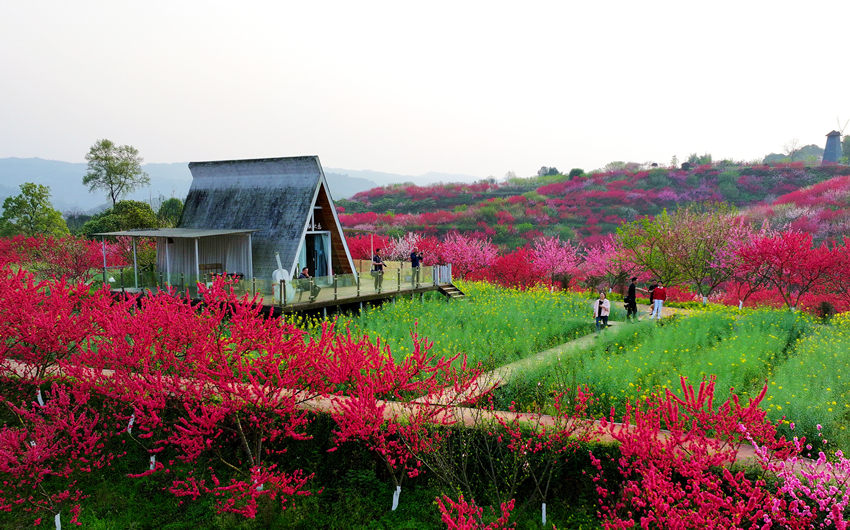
{"left": 83, "top": 139, "right": 150, "bottom": 207}
{"left": 0, "top": 234, "right": 126, "bottom": 281}
{"left": 0, "top": 182, "right": 68, "bottom": 237}
{"left": 156, "top": 197, "right": 184, "bottom": 227}
{"left": 736, "top": 230, "right": 841, "bottom": 310}
{"left": 437, "top": 233, "right": 497, "bottom": 279}
{"left": 80, "top": 200, "right": 159, "bottom": 236}
{"left": 337, "top": 164, "right": 850, "bottom": 249}
{"left": 590, "top": 377, "right": 805, "bottom": 528}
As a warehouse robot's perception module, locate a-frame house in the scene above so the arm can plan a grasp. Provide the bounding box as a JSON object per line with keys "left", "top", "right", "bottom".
{"left": 97, "top": 156, "right": 357, "bottom": 288}
{"left": 180, "top": 156, "right": 356, "bottom": 282}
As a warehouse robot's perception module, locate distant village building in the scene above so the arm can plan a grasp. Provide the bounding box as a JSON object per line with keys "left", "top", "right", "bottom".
{"left": 822, "top": 130, "right": 842, "bottom": 165}
{"left": 98, "top": 156, "right": 356, "bottom": 286}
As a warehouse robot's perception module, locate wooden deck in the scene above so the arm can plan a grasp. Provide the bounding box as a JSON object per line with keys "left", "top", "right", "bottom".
{"left": 110, "top": 280, "right": 461, "bottom": 316}
{"left": 264, "top": 282, "right": 449, "bottom": 314}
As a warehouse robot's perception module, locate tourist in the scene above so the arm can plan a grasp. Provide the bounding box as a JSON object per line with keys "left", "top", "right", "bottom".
{"left": 593, "top": 291, "right": 611, "bottom": 333}
{"left": 625, "top": 276, "right": 639, "bottom": 322}
{"left": 410, "top": 246, "right": 423, "bottom": 286}
{"left": 298, "top": 266, "right": 321, "bottom": 302}
{"left": 647, "top": 280, "right": 658, "bottom": 317}
{"left": 652, "top": 281, "right": 667, "bottom": 320}
{"left": 372, "top": 248, "right": 384, "bottom": 291}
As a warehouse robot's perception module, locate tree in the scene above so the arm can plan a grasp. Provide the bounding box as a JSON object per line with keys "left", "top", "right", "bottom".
{"left": 617, "top": 206, "right": 753, "bottom": 301}
{"left": 530, "top": 236, "right": 582, "bottom": 288}
{"left": 735, "top": 230, "right": 840, "bottom": 310}
{"left": 536, "top": 166, "right": 559, "bottom": 177}
{"left": 666, "top": 205, "right": 750, "bottom": 300}
{"left": 582, "top": 234, "right": 640, "bottom": 293}
{"left": 156, "top": 197, "right": 184, "bottom": 227}
{"left": 616, "top": 210, "right": 683, "bottom": 286}
{"left": 80, "top": 200, "right": 159, "bottom": 236}
{"left": 83, "top": 139, "right": 149, "bottom": 207}
{"left": 437, "top": 232, "right": 497, "bottom": 279}
{"left": 842, "top": 135, "right": 850, "bottom": 163}
{"left": 0, "top": 183, "right": 68, "bottom": 237}
{"left": 687, "top": 153, "right": 712, "bottom": 165}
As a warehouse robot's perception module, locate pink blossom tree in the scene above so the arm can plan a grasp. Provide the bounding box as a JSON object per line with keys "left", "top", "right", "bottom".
{"left": 437, "top": 232, "right": 497, "bottom": 279}
{"left": 530, "top": 236, "right": 583, "bottom": 288}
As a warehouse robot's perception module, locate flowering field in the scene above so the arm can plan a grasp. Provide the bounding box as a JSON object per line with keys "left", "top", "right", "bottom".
{"left": 2, "top": 259, "right": 850, "bottom": 527}
{"left": 496, "top": 305, "right": 850, "bottom": 453}
{"left": 290, "top": 281, "right": 612, "bottom": 369}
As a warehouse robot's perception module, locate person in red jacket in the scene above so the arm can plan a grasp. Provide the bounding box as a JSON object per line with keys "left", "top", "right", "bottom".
{"left": 652, "top": 281, "right": 667, "bottom": 320}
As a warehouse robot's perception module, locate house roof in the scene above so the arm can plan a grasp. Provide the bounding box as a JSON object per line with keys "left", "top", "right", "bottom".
{"left": 181, "top": 156, "right": 330, "bottom": 280}
{"left": 94, "top": 228, "right": 257, "bottom": 238}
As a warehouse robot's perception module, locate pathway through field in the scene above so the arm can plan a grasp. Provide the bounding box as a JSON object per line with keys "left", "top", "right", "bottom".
{"left": 435, "top": 302, "right": 692, "bottom": 405}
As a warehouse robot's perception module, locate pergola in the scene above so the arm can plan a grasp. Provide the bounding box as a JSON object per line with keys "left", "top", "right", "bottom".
{"left": 95, "top": 228, "right": 257, "bottom": 288}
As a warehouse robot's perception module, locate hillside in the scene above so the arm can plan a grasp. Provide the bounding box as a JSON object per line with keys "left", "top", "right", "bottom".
{"left": 336, "top": 163, "right": 850, "bottom": 247}
{"left": 745, "top": 174, "right": 850, "bottom": 242}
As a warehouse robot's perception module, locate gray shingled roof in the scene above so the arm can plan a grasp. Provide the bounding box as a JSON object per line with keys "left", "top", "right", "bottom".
{"left": 94, "top": 228, "right": 257, "bottom": 238}
{"left": 182, "top": 157, "right": 322, "bottom": 281}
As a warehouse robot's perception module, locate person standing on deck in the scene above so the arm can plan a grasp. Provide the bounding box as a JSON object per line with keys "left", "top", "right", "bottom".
{"left": 410, "top": 247, "right": 423, "bottom": 287}
{"left": 372, "top": 248, "right": 384, "bottom": 291}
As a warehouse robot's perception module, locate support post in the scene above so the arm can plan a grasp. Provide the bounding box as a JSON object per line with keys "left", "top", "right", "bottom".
{"left": 101, "top": 236, "right": 107, "bottom": 285}
{"left": 333, "top": 275, "right": 338, "bottom": 300}
{"left": 132, "top": 237, "right": 139, "bottom": 288}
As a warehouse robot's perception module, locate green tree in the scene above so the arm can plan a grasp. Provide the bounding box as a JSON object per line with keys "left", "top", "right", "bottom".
{"left": 617, "top": 204, "right": 743, "bottom": 299}
{"left": 80, "top": 200, "right": 159, "bottom": 236}
{"left": 156, "top": 197, "right": 184, "bottom": 227}
{"left": 842, "top": 135, "right": 850, "bottom": 163}
{"left": 0, "top": 182, "right": 69, "bottom": 237}
{"left": 537, "top": 166, "right": 560, "bottom": 177}
{"left": 616, "top": 209, "right": 681, "bottom": 286}
{"left": 83, "top": 139, "right": 150, "bottom": 207}
{"left": 687, "top": 153, "right": 712, "bottom": 165}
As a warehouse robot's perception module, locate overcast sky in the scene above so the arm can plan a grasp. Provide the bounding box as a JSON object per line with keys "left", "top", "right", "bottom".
{"left": 2, "top": 0, "right": 849, "bottom": 179}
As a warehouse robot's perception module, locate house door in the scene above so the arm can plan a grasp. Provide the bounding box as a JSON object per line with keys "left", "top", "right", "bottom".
{"left": 300, "top": 232, "right": 331, "bottom": 278}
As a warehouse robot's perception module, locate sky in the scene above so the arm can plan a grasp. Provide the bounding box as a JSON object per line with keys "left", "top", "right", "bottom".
{"left": 2, "top": 0, "right": 850, "bottom": 181}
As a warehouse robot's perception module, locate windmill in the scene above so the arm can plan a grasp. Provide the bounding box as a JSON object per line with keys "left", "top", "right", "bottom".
{"left": 822, "top": 117, "right": 847, "bottom": 165}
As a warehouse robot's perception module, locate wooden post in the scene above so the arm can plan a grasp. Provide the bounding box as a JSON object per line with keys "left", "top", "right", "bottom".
{"left": 333, "top": 275, "right": 338, "bottom": 300}
{"left": 397, "top": 269, "right": 401, "bottom": 292}
{"left": 356, "top": 273, "right": 360, "bottom": 296}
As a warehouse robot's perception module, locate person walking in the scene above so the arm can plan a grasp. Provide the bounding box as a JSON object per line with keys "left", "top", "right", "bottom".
{"left": 372, "top": 248, "right": 384, "bottom": 291}
{"left": 593, "top": 291, "right": 611, "bottom": 333}
{"left": 652, "top": 281, "right": 667, "bottom": 320}
{"left": 647, "top": 281, "right": 658, "bottom": 318}
{"left": 625, "top": 277, "right": 639, "bottom": 322}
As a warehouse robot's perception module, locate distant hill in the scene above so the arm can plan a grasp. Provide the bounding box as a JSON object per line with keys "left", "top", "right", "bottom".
{"left": 0, "top": 158, "right": 383, "bottom": 213}
{"left": 325, "top": 167, "right": 482, "bottom": 187}
{"left": 336, "top": 163, "right": 850, "bottom": 248}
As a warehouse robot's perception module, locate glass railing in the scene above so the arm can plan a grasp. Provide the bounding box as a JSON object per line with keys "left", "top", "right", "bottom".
{"left": 100, "top": 264, "right": 452, "bottom": 307}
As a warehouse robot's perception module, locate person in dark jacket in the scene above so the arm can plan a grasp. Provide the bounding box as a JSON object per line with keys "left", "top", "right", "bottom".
{"left": 625, "top": 277, "right": 639, "bottom": 322}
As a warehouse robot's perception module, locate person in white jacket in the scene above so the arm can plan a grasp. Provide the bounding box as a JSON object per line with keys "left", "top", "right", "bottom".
{"left": 593, "top": 292, "right": 611, "bottom": 333}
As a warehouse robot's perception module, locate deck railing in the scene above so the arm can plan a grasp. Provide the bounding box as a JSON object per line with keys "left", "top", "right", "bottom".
{"left": 103, "top": 264, "right": 452, "bottom": 307}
